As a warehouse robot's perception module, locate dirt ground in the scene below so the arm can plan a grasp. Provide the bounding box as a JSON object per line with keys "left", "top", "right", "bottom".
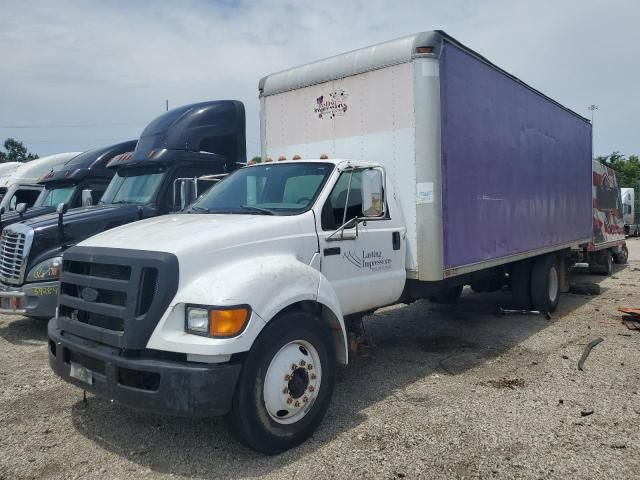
{"left": 1, "top": 241, "right": 639, "bottom": 479}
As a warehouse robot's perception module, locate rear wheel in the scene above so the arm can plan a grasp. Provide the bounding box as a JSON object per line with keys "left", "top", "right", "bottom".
{"left": 531, "top": 255, "right": 560, "bottom": 314}
{"left": 613, "top": 245, "right": 628, "bottom": 264}
{"left": 229, "top": 311, "right": 335, "bottom": 454}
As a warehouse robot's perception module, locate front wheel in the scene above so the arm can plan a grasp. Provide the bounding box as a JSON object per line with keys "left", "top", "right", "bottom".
{"left": 229, "top": 311, "right": 336, "bottom": 454}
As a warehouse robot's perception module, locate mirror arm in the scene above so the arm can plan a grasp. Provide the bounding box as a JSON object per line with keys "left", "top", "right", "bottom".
{"left": 326, "top": 217, "right": 360, "bottom": 242}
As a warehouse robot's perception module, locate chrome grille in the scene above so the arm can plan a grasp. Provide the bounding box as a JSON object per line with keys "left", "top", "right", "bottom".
{"left": 0, "top": 224, "right": 34, "bottom": 285}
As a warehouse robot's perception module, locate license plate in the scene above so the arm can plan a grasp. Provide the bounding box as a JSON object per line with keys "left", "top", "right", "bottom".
{"left": 32, "top": 286, "right": 58, "bottom": 296}
{"left": 70, "top": 362, "right": 93, "bottom": 385}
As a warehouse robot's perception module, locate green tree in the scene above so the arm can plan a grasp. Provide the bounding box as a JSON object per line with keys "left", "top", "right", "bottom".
{"left": 0, "top": 138, "right": 39, "bottom": 163}
{"left": 250, "top": 156, "right": 262, "bottom": 164}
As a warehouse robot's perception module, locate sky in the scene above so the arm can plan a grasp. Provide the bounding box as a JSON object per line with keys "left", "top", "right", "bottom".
{"left": 0, "top": 0, "right": 638, "bottom": 159}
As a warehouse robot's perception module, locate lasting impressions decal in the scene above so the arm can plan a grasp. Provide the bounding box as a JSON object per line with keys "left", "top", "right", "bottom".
{"left": 343, "top": 249, "right": 391, "bottom": 271}
{"left": 315, "top": 89, "right": 349, "bottom": 119}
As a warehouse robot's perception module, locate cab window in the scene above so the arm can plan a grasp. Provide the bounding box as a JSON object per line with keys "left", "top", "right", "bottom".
{"left": 321, "top": 170, "right": 363, "bottom": 230}
{"left": 9, "top": 188, "right": 42, "bottom": 210}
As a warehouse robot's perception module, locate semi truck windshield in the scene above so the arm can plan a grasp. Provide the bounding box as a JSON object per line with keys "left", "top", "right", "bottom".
{"left": 100, "top": 170, "right": 164, "bottom": 205}
{"left": 35, "top": 185, "right": 76, "bottom": 207}
{"left": 190, "top": 162, "right": 333, "bottom": 215}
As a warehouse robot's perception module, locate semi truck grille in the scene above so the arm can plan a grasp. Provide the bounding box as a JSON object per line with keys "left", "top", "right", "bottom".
{"left": 57, "top": 247, "right": 179, "bottom": 350}
{"left": 0, "top": 224, "right": 34, "bottom": 285}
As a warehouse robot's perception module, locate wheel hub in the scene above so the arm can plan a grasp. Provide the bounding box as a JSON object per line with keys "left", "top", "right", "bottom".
{"left": 263, "top": 340, "right": 322, "bottom": 424}
{"left": 288, "top": 367, "right": 309, "bottom": 399}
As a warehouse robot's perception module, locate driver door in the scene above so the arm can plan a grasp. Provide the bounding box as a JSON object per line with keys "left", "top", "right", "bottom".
{"left": 316, "top": 169, "right": 406, "bottom": 316}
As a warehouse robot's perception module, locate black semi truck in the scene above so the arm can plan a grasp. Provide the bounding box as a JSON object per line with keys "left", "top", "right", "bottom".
{"left": 0, "top": 100, "right": 245, "bottom": 319}
{"left": 0, "top": 140, "right": 137, "bottom": 229}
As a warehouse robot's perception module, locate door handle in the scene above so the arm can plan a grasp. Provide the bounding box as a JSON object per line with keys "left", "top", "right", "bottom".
{"left": 392, "top": 231, "right": 401, "bottom": 250}
{"left": 324, "top": 247, "right": 341, "bottom": 256}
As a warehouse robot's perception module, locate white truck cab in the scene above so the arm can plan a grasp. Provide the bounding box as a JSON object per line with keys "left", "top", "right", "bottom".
{"left": 49, "top": 158, "right": 406, "bottom": 453}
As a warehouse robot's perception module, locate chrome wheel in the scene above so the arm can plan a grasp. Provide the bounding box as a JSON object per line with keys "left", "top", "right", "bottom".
{"left": 263, "top": 340, "right": 322, "bottom": 425}
{"left": 548, "top": 265, "right": 559, "bottom": 304}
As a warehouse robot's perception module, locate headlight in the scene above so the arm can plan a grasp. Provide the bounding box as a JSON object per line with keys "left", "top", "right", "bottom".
{"left": 26, "top": 257, "right": 62, "bottom": 282}
{"left": 186, "top": 305, "right": 250, "bottom": 338}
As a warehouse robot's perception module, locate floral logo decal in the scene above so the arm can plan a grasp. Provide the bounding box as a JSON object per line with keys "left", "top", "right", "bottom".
{"left": 314, "top": 89, "right": 349, "bottom": 119}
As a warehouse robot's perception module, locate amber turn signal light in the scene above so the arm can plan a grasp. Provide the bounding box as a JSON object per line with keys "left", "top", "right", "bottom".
{"left": 209, "top": 308, "right": 249, "bottom": 337}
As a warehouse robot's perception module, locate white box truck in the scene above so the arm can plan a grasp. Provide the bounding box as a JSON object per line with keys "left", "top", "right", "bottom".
{"left": 49, "top": 31, "right": 592, "bottom": 453}
{"left": 621, "top": 187, "right": 639, "bottom": 236}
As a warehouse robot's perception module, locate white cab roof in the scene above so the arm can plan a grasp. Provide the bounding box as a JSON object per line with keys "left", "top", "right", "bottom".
{"left": 0, "top": 152, "right": 81, "bottom": 188}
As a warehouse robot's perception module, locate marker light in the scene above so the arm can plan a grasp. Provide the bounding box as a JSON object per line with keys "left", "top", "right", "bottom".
{"left": 319, "top": 153, "right": 329, "bottom": 159}
{"left": 278, "top": 155, "right": 287, "bottom": 161}
{"left": 292, "top": 154, "right": 301, "bottom": 160}
{"left": 416, "top": 46, "right": 434, "bottom": 54}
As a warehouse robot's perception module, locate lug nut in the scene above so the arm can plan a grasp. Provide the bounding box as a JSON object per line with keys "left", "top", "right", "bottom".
{"left": 284, "top": 374, "right": 291, "bottom": 381}
{"left": 307, "top": 364, "right": 313, "bottom": 370}
{"left": 302, "top": 396, "right": 308, "bottom": 403}
{"left": 291, "top": 364, "right": 297, "bottom": 371}
{"left": 286, "top": 398, "right": 293, "bottom": 404}
{"left": 282, "top": 387, "right": 288, "bottom": 394}
{"left": 308, "top": 385, "right": 315, "bottom": 392}
{"left": 294, "top": 401, "right": 300, "bottom": 407}
{"left": 310, "top": 373, "right": 317, "bottom": 380}
{"left": 299, "top": 359, "right": 306, "bottom": 366}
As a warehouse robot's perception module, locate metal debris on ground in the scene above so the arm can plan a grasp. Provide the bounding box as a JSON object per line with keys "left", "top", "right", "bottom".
{"left": 617, "top": 307, "right": 640, "bottom": 331}
{"left": 578, "top": 338, "right": 604, "bottom": 371}
{"left": 498, "top": 308, "right": 552, "bottom": 320}
{"left": 623, "top": 318, "right": 640, "bottom": 330}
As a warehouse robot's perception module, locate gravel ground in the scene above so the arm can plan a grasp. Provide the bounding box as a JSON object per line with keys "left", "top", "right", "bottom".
{"left": 1, "top": 241, "right": 640, "bottom": 479}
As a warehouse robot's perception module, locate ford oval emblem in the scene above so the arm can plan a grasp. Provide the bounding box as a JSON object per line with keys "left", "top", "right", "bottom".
{"left": 81, "top": 287, "right": 99, "bottom": 303}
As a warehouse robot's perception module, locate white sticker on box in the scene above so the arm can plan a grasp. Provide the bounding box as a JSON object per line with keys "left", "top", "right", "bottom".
{"left": 416, "top": 182, "right": 434, "bottom": 204}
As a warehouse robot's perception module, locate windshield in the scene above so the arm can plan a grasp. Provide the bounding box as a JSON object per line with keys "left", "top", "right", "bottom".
{"left": 35, "top": 185, "right": 76, "bottom": 207}
{"left": 100, "top": 169, "right": 165, "bottom": 205}
{"left": 189, "top": 162, "right": 333, "bottom": 215}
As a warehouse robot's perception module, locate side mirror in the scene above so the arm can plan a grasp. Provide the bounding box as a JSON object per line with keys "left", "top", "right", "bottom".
{"left": 56, "top": 202, "right": 68, "bottom": 215}
{"left": 16, "top": 203, "right": 28, "bottom": 215}
{"left": 361, "top": 168, "right": 385, "bottom": 218}
{"left": 179, "top": 179, "right": 197, "bottom": 210}
{"left": 81, "top": 189, "right": 93, "bottom": 207}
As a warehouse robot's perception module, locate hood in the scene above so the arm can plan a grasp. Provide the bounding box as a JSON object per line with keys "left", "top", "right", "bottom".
{"left": 79, "top": 212, "right": 314, "bottom": 256}
{"left": 24, "top": 204, "right": 142, "bottom": 231}
{"left": 15, "top": 204, "right": 150, "bottom": 272}
{"left": 0, "top": 206, "right": 56, "bottom": 227}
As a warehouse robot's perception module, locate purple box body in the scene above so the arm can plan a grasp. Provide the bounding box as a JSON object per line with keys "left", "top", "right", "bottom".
{"left": 439, "top": 43, "right": 593, "bottom": 269}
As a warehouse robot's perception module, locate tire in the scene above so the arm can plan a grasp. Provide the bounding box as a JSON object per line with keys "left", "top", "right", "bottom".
{"left": 530, "top": 255, "right": 560, "bottom": 314}
{"left": 430, "top": 284, "right": 463, "bottom": 304}
{"left": 613, "top": 245, "right": 628, "bottom": 264}
{"left": 603, "top": 250, "right": 613, "bottom": 275}
{"left": 229, "top": 311, "right": 336, "bottom": 454}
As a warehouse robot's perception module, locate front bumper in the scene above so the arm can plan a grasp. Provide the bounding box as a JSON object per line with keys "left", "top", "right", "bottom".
{"left": 48, "top": 317, "right": 242, "bottom": 417}
{"left": 0, "top": 281, "right": 59, "bottom": 317}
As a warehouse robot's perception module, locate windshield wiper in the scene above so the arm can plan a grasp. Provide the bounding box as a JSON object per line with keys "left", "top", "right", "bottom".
{"left": 239, "top": 205, "right": 275, "bottom": 215}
